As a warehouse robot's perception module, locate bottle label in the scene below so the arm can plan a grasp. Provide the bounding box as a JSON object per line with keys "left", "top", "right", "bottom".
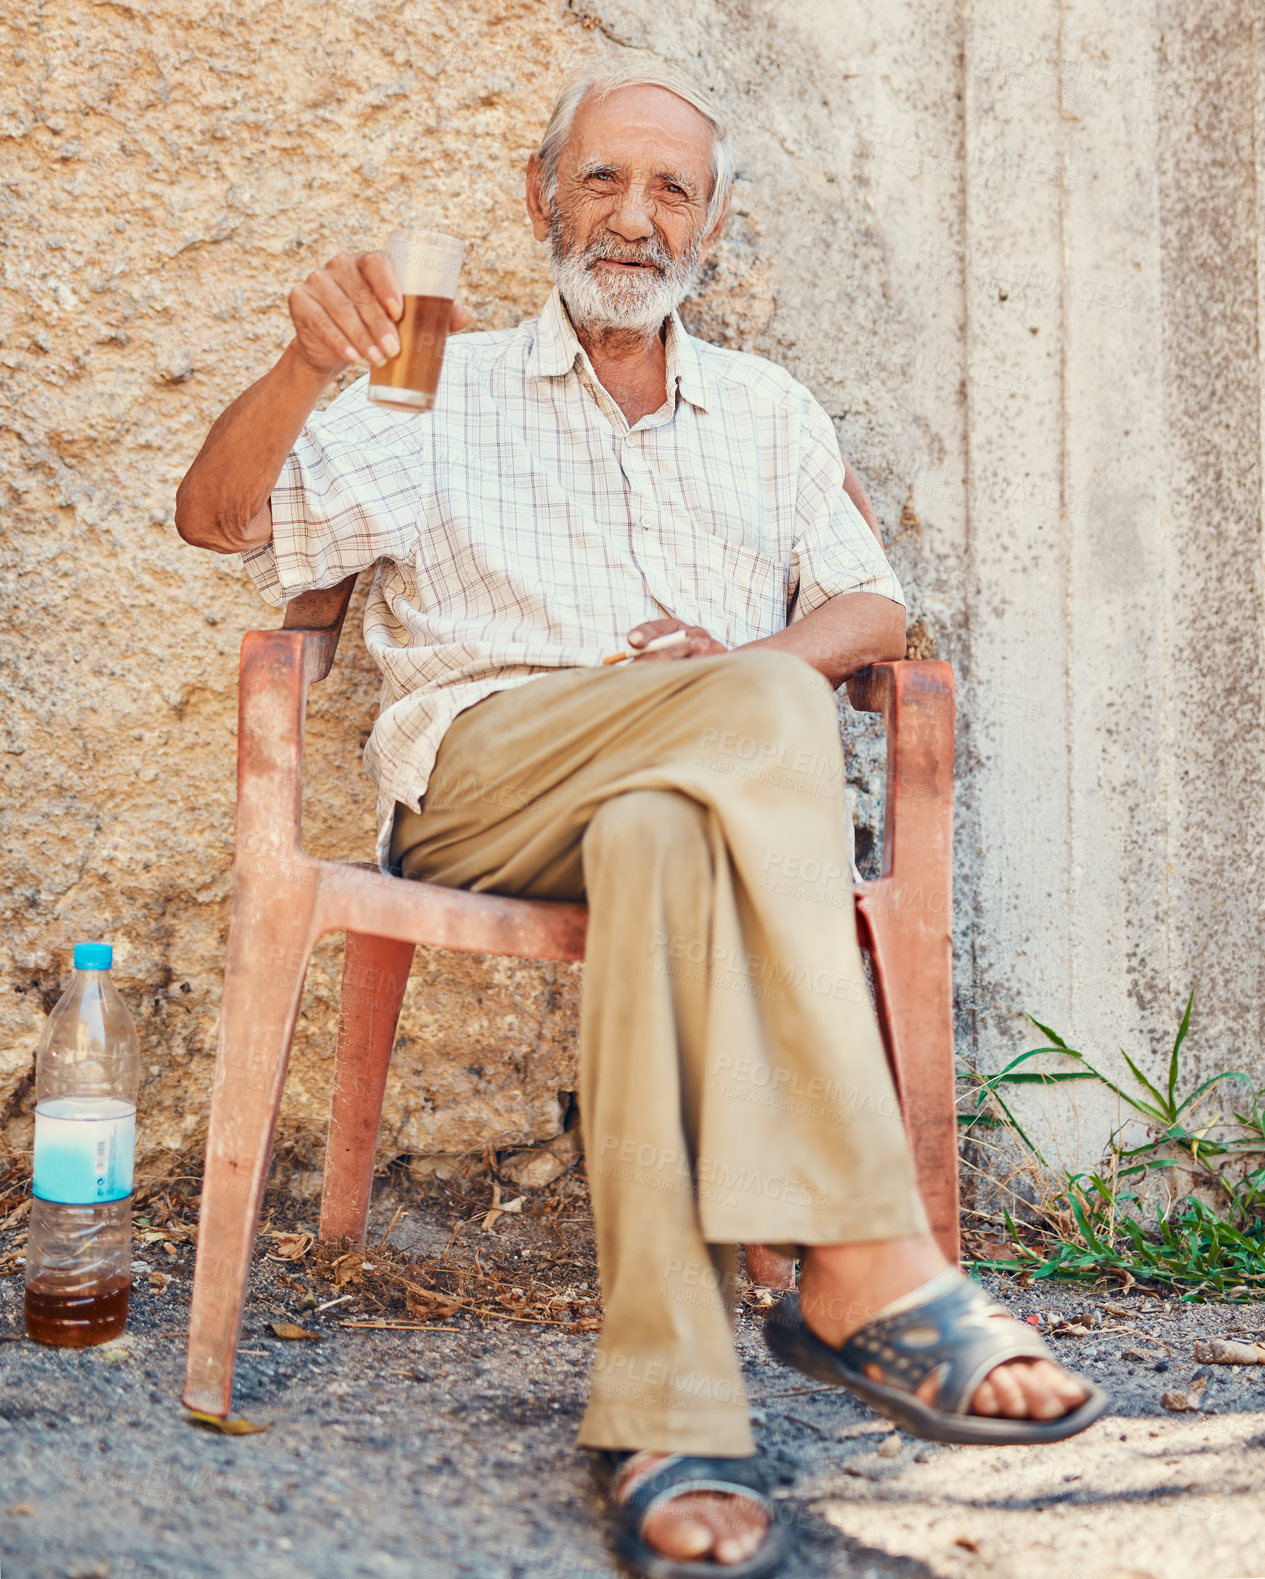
{"left": 33, "top": 1099, "right": 136, "bottom": 1204}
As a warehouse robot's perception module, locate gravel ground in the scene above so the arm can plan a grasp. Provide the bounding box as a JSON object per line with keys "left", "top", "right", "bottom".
{"left": 3, "top": 1162, "right": 1265, "bottom": 1579}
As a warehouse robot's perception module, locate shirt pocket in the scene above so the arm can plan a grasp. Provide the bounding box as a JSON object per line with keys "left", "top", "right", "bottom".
{"left": 662, "top": 527, "right": 790, "bottom": 647}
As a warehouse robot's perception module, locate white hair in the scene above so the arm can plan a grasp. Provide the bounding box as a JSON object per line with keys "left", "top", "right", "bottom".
{"left": 536, "top": 65, "right": 735, "bottom": 236}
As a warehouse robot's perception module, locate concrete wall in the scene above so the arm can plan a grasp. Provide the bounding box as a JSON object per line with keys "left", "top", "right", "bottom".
{"left": 2, "top": 0, "right": 1261, "bottom": 1178}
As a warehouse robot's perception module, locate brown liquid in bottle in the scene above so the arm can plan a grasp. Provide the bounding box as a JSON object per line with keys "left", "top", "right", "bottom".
{"left": 25, "top": 1274, "right": 130, "bottom": 1348}
{"left": 368, "top": 293, "right": 453, "bottom": 410}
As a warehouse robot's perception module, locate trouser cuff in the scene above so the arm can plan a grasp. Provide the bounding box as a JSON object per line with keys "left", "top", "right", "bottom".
{"left": 578, "top": 1402, "right": 757, "bottom": 1458}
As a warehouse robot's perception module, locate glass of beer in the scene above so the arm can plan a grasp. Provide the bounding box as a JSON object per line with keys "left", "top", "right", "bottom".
{"left": 368, "top": 227, "right": 465, "bottom": 411}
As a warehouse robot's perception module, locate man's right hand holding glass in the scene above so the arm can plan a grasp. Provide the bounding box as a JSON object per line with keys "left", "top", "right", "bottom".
{"left": 175, "top": 251, "right": 468, "bottom": 554}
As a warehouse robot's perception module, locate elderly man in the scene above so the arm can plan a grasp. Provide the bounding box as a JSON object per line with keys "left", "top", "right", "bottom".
{"left": 177, "top": 67, "right": 1104, "bottom": 1578}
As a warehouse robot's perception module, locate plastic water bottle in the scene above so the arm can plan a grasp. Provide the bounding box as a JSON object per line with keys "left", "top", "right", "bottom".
{"left": 24, "top": 943, "right": 139, "bottom": 1347}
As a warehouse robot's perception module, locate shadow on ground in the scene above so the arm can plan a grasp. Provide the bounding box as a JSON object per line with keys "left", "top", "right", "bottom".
{"left": 3, "top": 1153, "right": 1265, "bottom": 1578}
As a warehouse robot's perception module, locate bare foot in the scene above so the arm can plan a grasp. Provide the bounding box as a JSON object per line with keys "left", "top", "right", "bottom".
{"left": 615, "top": 1452, "right": 770, "bottom": 1567}
{"left": 797, "top": 1237, "right": 1090, "bottom": 1422}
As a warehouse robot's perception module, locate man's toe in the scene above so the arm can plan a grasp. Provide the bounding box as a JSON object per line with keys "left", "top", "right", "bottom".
{"left": 985, "top": 1363, "right": 1029, "bottom": 1418}
{"left": 644, "top": 1508, "right": 714, "bottom": 1561}
{"left": 716, "top": 1526, "right": 764, "bottom": 1565}
{"left": 968, "top": 1375, "right": 1002, "bottom": 1415}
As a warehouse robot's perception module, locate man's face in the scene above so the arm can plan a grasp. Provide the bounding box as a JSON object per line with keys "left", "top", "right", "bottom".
{"left": 530, "top": 85, "right": 722, "bottom": 334}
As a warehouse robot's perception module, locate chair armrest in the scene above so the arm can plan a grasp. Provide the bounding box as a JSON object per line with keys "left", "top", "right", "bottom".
{"left": 846, "top": 660, "right": 955, "bottom": 886}
{"left": 232, "top": 575, "right": 358, "bottom": 861}
{"left": 280, "top": 574, "right": 359, "bottom": 684}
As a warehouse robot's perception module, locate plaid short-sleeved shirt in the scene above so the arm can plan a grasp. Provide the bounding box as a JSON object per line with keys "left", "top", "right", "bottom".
{"left": 243, "top": 288, "right": 905, "bottom": 868}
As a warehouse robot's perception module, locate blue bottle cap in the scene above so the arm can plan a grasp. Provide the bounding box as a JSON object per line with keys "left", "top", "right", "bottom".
{"left": 73, "top": 942, "right": 114, "bottom": 971}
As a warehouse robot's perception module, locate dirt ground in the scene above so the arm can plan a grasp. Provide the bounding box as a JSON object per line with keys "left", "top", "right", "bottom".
{"left": 3, "top": 1157, "right": 1265, "bottom": 1579}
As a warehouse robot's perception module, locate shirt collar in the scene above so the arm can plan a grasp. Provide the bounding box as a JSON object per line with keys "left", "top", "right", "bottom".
{"left": 528, "top": 286, "right": 712, "bottom": 414}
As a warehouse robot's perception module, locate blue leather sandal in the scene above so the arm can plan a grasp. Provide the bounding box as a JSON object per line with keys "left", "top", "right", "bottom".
{"left": 765, "top": 1274, "right": 1110, "bottom": 1446}
{"left": 605, "top": 1451, "right": 792, "bottom": 1579}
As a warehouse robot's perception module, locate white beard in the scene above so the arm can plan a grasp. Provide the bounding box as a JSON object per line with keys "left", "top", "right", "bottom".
{"left": 547, "top": 211, "right": 702, "bottom": 335}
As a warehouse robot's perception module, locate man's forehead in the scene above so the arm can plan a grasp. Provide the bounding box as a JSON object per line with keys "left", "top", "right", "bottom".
{"left": 562, "top": 84, "right": 715, "bottom": 173}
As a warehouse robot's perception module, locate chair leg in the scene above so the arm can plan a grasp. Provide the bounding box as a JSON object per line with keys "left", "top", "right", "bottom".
{"left": 745, "top": 1244, "right": 797, "bottom": 1291}
{"left": 318, "top": 934, "right": 416, "bottom": 1245}
{"left": 859, "top": 898, "right": 960, "bottom": 1266}
{"left": 183, "top": 878, "right": 316, "bottom": 1417}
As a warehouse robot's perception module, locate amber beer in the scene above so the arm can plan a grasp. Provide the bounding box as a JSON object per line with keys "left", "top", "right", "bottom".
{"left": 368, "top": 227, "right": 465, "bottom": 411}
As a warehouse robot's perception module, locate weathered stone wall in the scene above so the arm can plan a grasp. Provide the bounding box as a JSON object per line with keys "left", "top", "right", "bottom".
{"left": 0, "top": 0, "right": 907, "bottom": 1170}
{"left": 3, "top": 0, "right": 1261, "bottom": 1180}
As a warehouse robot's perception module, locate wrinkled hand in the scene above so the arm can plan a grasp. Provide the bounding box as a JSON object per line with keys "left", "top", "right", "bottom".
{"left": 627, "top": 618, "right": 727, "bottom": 661}
{"left": 287, "top": 251, "right": 470, "bottom": 379}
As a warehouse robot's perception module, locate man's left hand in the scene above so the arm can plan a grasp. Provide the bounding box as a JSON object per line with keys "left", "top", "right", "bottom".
{"left": 627, "top": 618, "right": 727, "bottom": 661}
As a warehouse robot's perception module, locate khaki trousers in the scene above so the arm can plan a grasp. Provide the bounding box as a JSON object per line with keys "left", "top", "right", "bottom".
{"left": 391, "top": 650, "right": 928, "bottom": 1456}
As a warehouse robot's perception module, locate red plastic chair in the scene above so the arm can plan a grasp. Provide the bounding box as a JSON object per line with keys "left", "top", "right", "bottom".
{"left": 183, "top": 574, "right": 957, "bottom": 1417}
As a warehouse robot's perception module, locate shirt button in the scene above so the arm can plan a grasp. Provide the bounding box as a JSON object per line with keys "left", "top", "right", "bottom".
{"left": 639, "top": 516, "right": 653, "bottom": 531}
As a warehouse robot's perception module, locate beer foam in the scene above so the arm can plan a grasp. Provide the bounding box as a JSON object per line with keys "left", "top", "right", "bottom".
{"left": 385, "top": 228, "right": 465, "bottom": 297}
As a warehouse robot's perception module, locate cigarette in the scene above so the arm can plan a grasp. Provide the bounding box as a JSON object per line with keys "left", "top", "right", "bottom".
{"left": 601, "top": 629, "right": 692, "bottom": 665}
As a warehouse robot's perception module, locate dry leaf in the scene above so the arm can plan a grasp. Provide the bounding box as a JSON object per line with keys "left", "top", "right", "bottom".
{"left": 481, "top": 1180, "right": 525, "bottom": 1231}
{"left": 186, "top": 1411, "right": 273, "bottom": 1436}
{"left": 403, "top": 1281, "right": 462, "bottom": 1320}
{"left": 268, "top": 1321, "right": 322, "bottom": 1342}
{"left": 146, "top": 1272, "right": 169, "bottom": 1292}
{"left": 964, "top": 1236, "right": 1021, "bottom": 1261}
{"left": 268, "top": 1232, "right": 314, "bottom": 1262}
{"left": 953, "top": 1535, "right": 980, "bottom": 1553}
{"left": 328, "top": 1251, "right": 365, "bottom": 1289}
{"left": 0, "top": 1200, "right": 32, "bottom": 1233}
{"left": 139, "top": 1222, "right": 195, "bottom": 1246}
{"left": 1193, "top": 1338, "right": 1265, "bottom": 1365}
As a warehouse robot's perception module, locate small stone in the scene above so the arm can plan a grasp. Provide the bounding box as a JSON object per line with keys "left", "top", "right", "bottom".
{"left": 408, "top": 1154, "right": 463, "bottom": 1182}
{"left": 876, "top": 1433, "right": 902, "bottom": 1458}
{"left": 499, "top": 1128, "right": 582, "bottom": 1190}
{"left": 499, "top": 1147, "right": 568, "bottom": 1189}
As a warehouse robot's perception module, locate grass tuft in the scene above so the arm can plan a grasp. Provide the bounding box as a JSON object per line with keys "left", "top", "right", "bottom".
{"left": 958, "top": 993, "right": 1265, "bottom": 1299}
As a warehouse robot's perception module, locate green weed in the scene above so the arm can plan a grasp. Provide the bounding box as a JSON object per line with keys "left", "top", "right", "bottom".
{"left": 958, "top": 993, "right": 1265, "bottom": 1299}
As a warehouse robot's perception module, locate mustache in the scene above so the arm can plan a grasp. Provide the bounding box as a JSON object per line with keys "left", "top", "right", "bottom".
{"left": 578, "top": 231, "right": 674, "bottom": 274}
